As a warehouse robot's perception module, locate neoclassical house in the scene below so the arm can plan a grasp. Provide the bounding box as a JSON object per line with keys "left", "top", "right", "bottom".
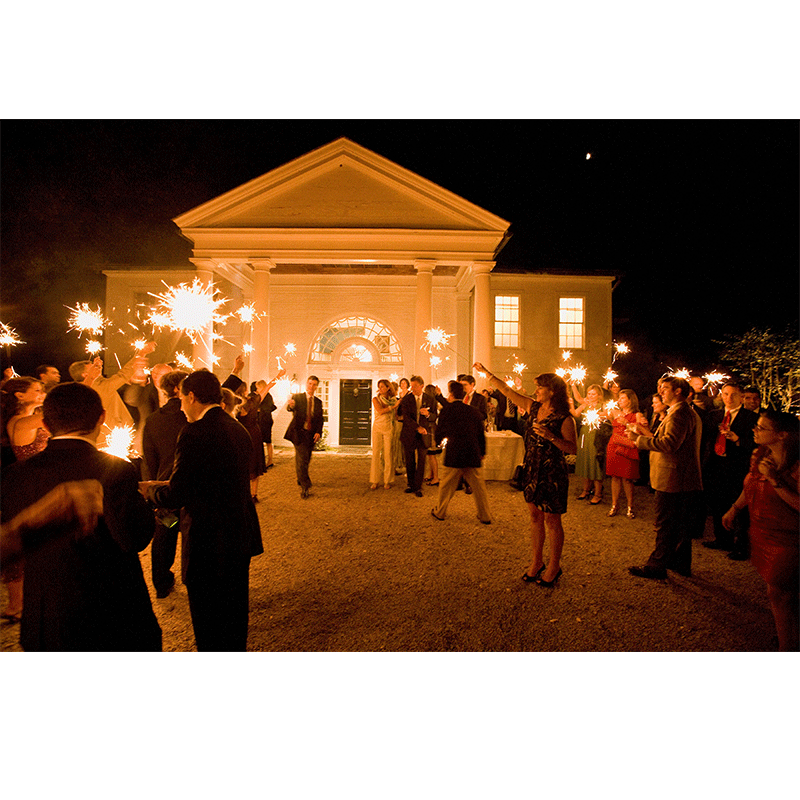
{"left": 105, "top": 138, "right": 615, "bottom": 446}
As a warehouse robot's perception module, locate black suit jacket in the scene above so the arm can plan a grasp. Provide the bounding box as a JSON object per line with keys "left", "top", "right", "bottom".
{"left": 152, "top": 406, "right": 263, "bottom": 584}
{"left": 704, "top": 406, "right": 757, "bottom": 473}
{"left": 465, "top": 391, "right": 488, "bottom": 422}
{"left": 141, "top": 396, "right": 187, "bottom": 481}
{"left": 284, "top": 393, "right": 324, "bottom": 444}
{"left": 1, "top": 439, "right": 161, "bottom": 651}
{"left": 435, "top": 401, "right": 486, "bottom": 468}
{"left": 398, "top": 390, "right": 436, "bottom": 444}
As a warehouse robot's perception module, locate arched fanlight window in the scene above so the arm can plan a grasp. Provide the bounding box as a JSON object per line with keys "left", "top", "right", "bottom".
{"left": 310, "top": 317, "right": 402, "bottom": 363}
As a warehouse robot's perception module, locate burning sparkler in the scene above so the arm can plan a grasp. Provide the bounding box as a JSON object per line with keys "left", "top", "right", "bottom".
{"left": 174, "top": 352, "right": 194, "bottom": 371}
{"left": 67, "top": 303, "right": 109, "bottom": 337}
{"left": 605, "top": 399, "right": 619, "bottom": 414}
{"left": 611, "top": 342, "right": 630, "bottom": 364}
{"left": 555, "top": 367, "right": 568, "bottom": 379}
{"left": 100, "top": 425, "right": 136, "bottom": 461}
{"left": 703, "top": 371, "right": 729, "bottom": 386}
{"left": 430, "top": 355, "right": 442, "bottom": 368}
{"left": 603, "top": 368, "right": 618, "bottom": 384}
{"left": 583, "top": 408, "right": 602, "bottom": 430}
{"left": 512, "top": 362, "right": 526, "bottom": 375}
{"left": 235, "top": 303, "right": 258, "bottom": 325}
{"left": 0, "top": 322, "right": 25, "bottom": 348}
{"left": 146, "top": 278, "right": 230, "bottom": 341}
{"left": 86, "top": 340, "right": 103, "bottom": 355}
{"left": 242, "top": 343, "right": 255, "bottom": 355}
{"left": 421, "top": 328, "right": 453, "bottom": 353}
{"left": 569, "top": 365, "right": 587, "bottom": 384}
{"left": 562, "top": 350, "right": 572, "bottom": 362}
{"left": 132, "top": 338, "right": 148, "bottom": 352}
{"left": 671, "top": 368, "right": 691, "bottom": 380}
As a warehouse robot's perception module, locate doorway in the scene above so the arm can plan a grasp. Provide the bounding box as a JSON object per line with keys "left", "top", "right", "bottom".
{"left": 339, "top": 379, "right": 372, "bottom": 445}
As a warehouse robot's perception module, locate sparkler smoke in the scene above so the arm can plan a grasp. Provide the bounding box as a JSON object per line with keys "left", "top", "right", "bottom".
{"left": 0, "top": 322, "right": 25, "bottom": 347}
{"left": 67, "top": 303, "right": 109, "bottom": 337}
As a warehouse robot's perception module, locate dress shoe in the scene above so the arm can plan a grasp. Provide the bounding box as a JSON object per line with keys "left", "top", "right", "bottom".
{"left": 590, "top": 495, "right": 603, "bottom": 505}
{"left": 415, "top": 490, "right": 423, "bottom": 497}
{"left": 535, "top": 567, "right": 563, "bottom": 587}
{"left": 464, "top": 485, "right": 473, "bottom": 495}
{"left": 522, "top": 565, "right": 546, "bottom": 583}
{"left": 431, "top": 509, "right": 445, "bottom": 521}
{"left": 728, "top": 551, "right": 749, "bottom": 561}
{"left": 478, "top": 518, "right": 492, "bottom": 525}
{"left": 628, "top": 565, "right": 667, "bottom": 580}
{"left": 404, "top": 487, "right": 415, "bottom": 493}
{"left": 703, "top": 540, "right": 732, "bottom": 551}
{"left": 670, "top": 566, "right": 693, "bottom": 577}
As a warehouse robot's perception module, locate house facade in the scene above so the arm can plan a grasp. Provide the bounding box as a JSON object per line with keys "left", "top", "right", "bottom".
{"left": 105, "top": 138, "right": 615, "bottom": 446}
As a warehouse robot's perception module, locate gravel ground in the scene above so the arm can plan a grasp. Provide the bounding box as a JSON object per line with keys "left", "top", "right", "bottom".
{"left": 1, "top": 447, "right": 778, "bottom": 652}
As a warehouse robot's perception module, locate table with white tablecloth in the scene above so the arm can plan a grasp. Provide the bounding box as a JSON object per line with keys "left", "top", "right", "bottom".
{"left": 482, "top": 430, "right": 525, "bottom": 481}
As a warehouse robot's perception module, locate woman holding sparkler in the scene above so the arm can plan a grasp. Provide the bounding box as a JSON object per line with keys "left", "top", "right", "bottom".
{"left": 475, "top": 363, "right": 577, "bottom": 587}
{"left": 721, "top": 409, "right": 799, "bottom": 651}
{"left": 424, "top": 384, "right": 441, "bottom": 486}
{"left": 570, "top": 383, "right": 605, "bottom": 504}
{"left": 605, "top": 389, "right": 646, "bottom": 518}
{"left": 370, "top": 379, "right": 398, "bottom": 489}
{"left": 239, "top": 392, "right": 267, "bottom": 502}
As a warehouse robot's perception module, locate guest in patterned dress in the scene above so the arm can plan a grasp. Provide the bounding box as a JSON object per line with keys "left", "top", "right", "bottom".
{"left": 475, "top": 363, "right": 577, "bottom": 587}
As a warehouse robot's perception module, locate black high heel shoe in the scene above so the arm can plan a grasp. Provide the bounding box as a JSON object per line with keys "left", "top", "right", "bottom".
{"left": 535, "top": 567, "right": 562, "bottom": 588}
{"left": 522, "top": 565, "right": 546, "bottom": 583}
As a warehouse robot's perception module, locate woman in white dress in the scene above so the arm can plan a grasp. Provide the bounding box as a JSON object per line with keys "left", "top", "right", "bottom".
{"left": 370, "top": 379, "right": 397, "bottom": 489}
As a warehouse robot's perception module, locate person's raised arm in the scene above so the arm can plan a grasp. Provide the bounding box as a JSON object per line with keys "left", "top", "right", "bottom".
{"left": 473, "top": 362, "right": 533, "bottom": 414}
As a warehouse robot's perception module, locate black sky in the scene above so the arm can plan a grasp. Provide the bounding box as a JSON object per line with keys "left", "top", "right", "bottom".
{"left": 1, "top": 120, "right": 797, "bottom": 380}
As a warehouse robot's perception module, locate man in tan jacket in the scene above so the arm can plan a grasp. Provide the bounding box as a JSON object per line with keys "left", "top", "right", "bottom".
{"left": 627, "top": 375, "right": 703, "bottom": 579}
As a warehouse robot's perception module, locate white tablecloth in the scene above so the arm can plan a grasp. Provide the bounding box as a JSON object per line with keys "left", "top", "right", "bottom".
{"left": 483, "top": 430, "right": 525, "bottom": 481}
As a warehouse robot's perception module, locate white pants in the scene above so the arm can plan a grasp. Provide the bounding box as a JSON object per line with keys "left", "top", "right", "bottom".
{"left": 370, "top": 423, "right": 394, "bottom": 485}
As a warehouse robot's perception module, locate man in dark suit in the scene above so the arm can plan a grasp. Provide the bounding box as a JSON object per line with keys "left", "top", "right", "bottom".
{"left": 141, "top": 369, "right": 189, "bottom": 598}
{"left": 1, "top": 382, "right": 161, "bottom": 651}
{"left": 456, "top": 374, "right": 488, "bottom": 495}
{"left": 398, "top": 375, "right": 435, "bottom": 497}
{"left": 142, "top": 369, "right": 263, "bottom": 651}
{"left": 284, "top": 375, "right": 324, "bottom": 498}
{"left": 430, "top": 381, "right": 492, "bottom": 524}
{"left": 702, "top": 382, "right": 757, "bottom": 556}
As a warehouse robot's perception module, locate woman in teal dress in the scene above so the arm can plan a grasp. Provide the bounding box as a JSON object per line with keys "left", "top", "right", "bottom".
{"left": 475, "top": 363, "right": 577, "bottom": 587}
{"left": 570, "top": 383, "right": 605, "bottom": 504}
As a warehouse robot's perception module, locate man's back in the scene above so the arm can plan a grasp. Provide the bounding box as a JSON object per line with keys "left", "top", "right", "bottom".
{"left": 141, "top": 396, "right": 187, "bottom": 480}
{"left": 1, "top": 439, "right": 160, "bottom": 651}
{"left": 437, "top": 401, "right": 486, "bottom": 469}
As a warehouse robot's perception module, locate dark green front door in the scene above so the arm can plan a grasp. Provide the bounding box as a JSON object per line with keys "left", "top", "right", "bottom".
{"left": 339, "top": 379, "right": 372, "bottom": 445}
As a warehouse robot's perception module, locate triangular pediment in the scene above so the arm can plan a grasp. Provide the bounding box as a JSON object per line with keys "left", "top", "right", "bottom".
{"left": 173, "top": 138, "right": 509, "bottom": 233}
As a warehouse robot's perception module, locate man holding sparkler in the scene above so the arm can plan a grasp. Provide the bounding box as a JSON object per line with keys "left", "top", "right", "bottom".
{"left": 398, "top": 375, "right": 436, "bottom": 497}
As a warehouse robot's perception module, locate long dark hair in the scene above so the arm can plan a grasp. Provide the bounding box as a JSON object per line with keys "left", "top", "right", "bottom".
{"left": 1, "top": 377, "right": 41, "bottom": 444}
{"left": 760, "top": 408, "right": 799, "bottom": 474}
{"left": 535, "top": 373, "right": 570, "bottom": 417}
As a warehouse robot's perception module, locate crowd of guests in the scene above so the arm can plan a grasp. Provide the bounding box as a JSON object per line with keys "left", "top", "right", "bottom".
{"left": 1, "top": 352, "right": 797, "bottom": 652}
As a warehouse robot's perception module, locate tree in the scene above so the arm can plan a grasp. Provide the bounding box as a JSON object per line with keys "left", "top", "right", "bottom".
{"left": 716, "top": 326, "right": 800, "bottom": 411}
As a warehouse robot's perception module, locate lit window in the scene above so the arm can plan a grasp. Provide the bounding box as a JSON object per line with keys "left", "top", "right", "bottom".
{"left": 559, "top": 298, "right": 584, "bottom": 349}
{"left": 494, "top": 296, "right": 519, "bottom": 347}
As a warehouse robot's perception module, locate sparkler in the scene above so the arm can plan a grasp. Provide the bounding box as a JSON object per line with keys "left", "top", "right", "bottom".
{"left": 0, "top": 322, "right": 25, "bottom": 348}
{"left": 389, "top": 373, "right": 400, "bottom": 384}
{"left": 703, "top": 371, "right": 729, "bottom": 386}
{"left": 604, "top": 400, "right": 619, "bottom": 414}
{"left": 100, "top": 425, "right": 136, "bottom": 461}
{"left": 175, "top": 352, "right": 194, "bottom": 371}
{"left": 603, "top": 368, "right": 618, "bottom": 384}
{"left": 242, "top": 343, "right": 255, "bottom": 355}
{"left": 430, "top": 355, "right": 442, "bottom": 368}
{"left": 569, "top": 365, "right": 587, "bottom": 384}
{"left": 562, "top": 350, "right": 572, "bottom": 362}
{"left": 132, "top": 338, "right": 148, "bottom": 352}
{"left": 86, "top": 340, "right": 103, "bottom": 355}
{"left": 611, "top": 342, "right": 630, "bottom": 365}
{"left": 235, "top": 303, "right": 258, "bottom": 324}
{"left": 512, "top": 362, "right": 526, "bottom": 375}
{"left": 671, "top": 368, "right": 691, "bottom": 380}
{"left": 67, "top": 303, "right": 108, "bottom": 336}
{"left": 284, "top": 343, "right": 296, "bottom": 356}
{"left": 583, "top": 408, "right": 602, "bottom": 430}
{"left": 146, "top": 278, "right": 230, "bottom": 341}
{"left": 421, "top": 328, "right": 452, "bottom": 353}
{"left": 555, "top": 367, "right": 568, "bottom": 379}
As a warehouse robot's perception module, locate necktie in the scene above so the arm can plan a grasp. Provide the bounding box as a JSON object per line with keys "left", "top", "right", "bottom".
{"left": 415, "top": 394, "right": 421, "bottom": 419}
{"left": 714, "top": 411, "right": 731, "bottom": 456}
{"left": 304, "top": 396, "right": 313, "bottom": 430}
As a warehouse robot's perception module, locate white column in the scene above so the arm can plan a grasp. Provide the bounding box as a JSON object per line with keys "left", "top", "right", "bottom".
{"left": 249, "top": 259, "right": 275, "bottom": 381}
{"left": 413, "top": 260, "right": 436, "bottom": 383}
{"left": 191, "top": 261, "right": 215, "bottom": 371}
{"left": 471, "top": 261, "right": 494, "bottom": 383}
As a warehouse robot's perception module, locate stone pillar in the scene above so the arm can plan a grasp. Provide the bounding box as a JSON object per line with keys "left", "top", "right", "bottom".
{"left": 191, "top": 262, "right": 216, "bottom": 371}
{"left": 471, "top": 261, "right": 494, "bottom": 384}
{"left": 413, "top": 260, "right": 436, "bottom": 383}
{"left": 249, "top": 259, "right": 275, "bottom": 381}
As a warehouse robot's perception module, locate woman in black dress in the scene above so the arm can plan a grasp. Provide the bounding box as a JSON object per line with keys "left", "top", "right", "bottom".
{"left": 238, "top": 392, "right": 267, "bottom": 501}
{"left": 475, "top": 363, "right": 577, "bottom": 587}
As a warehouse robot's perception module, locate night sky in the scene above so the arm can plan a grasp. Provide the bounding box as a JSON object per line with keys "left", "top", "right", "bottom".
{"left": 2, "top": 120, "right": 797, "bottom": 386}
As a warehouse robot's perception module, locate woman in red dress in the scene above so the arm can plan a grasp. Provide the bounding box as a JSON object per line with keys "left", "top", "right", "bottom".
{"left": 722, "top": 409, "right": 799, "bottom": 651}
{"left": 605, "top": 389, "right": 646, "bottom": 519}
